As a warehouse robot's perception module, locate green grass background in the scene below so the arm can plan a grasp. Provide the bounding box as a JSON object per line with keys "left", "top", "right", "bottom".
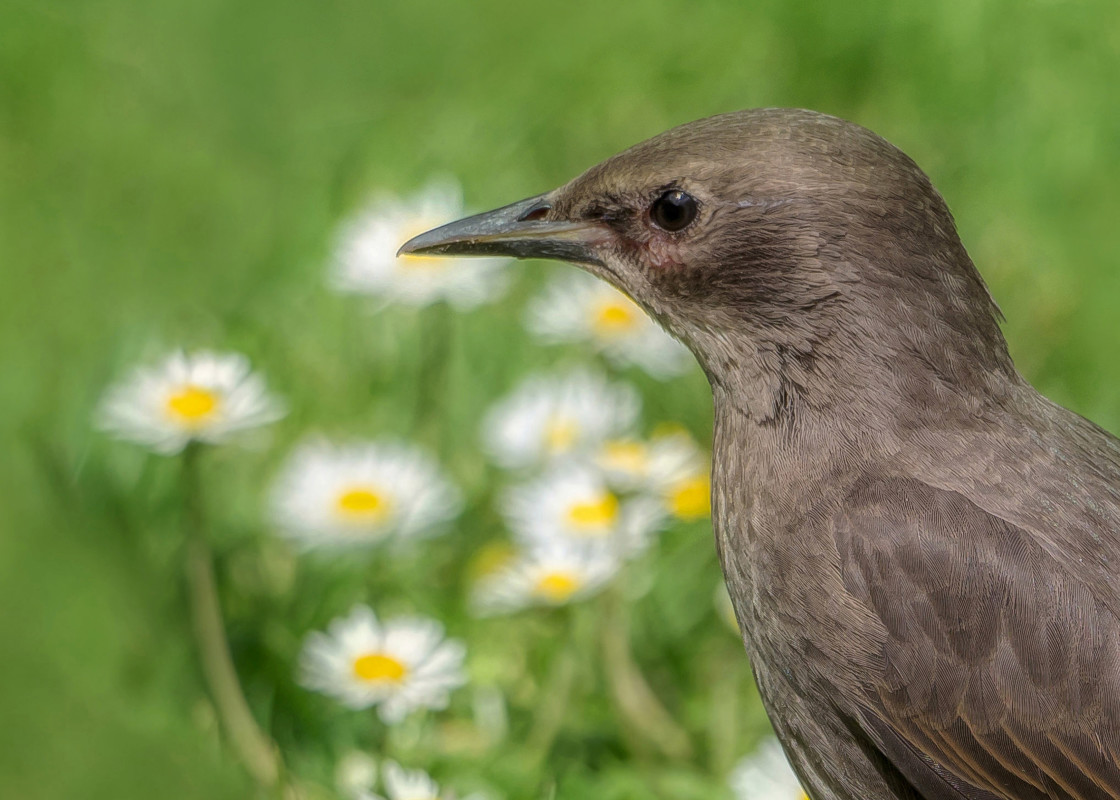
{"left": 3, "top": 1, "right": 1120, "bottom": 798}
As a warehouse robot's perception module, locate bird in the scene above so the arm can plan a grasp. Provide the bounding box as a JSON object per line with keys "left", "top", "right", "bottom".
{"left": 400, "top": 108, "right": 1120, "bottom": 800}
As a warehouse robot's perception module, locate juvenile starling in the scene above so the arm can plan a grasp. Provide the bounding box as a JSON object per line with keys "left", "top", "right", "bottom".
{"left": 401, "top": 109, "right": 1120, "bottom": 800}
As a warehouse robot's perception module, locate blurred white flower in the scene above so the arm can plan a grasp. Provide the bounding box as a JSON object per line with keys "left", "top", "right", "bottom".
{"left": 330, "top": 181, "right": 510, "bottom": 309}
{"left": 299, "top": 605, "right": 467, "bottom": 723}
{"left": 482, "top": 369, "right": 640, "bottom": 470}
{"left": 270, "top": 439, "right": 462, "bottom": 551}
{"left": 501, "top": 464, "right": 665, "bottom": 556}
{"left": 526, "top": 271, "right": 692, "bottom": 378}
{"left": 95, "top": 350, "right": 285, "bottom": 454}
{"left": 362, "top": 762, "right": 491, "bottom": 800}
{"left": 593, "top": 438, "right": 654, "bottom": 492}
{"left": 365, "top": 762, "right": 441, "bottom": 800}
{"left": 595, "top": 430, "right": 703, "bottom": 489}
{"left": 595, "top": 431, "right": 711, "bottom": 520}
{"left": 366, "top": 762, "right": 492, "bottom": 800}
{"left": 730, "top": 738, "right": 809, "bottom": 800}
{"left": 471, "top": 541, "right": 620, "bottom": 616}
{"left": 336, "top": 750, "right": 378, "bottom": 799}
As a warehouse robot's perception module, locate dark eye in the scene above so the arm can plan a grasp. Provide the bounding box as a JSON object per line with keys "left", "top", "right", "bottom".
{"left": 649, "top": 189, "right": 699, "bottom": 232}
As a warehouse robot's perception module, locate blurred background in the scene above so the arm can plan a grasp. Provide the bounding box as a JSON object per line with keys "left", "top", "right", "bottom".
{"left": 3, "top": 1, "right": 1120, "bottom": 798}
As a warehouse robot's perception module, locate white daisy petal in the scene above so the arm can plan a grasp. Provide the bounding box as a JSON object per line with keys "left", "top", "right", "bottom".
{"left": 330, "top": 604, "right": 383, "bottom": 652}
{"left": 500, "top": 463, "right": 666, "bottom": 557}
{"left": 482, "top": 369, "right": 640, "bottom": 470}
{"left": 330, "top": 181, "right": 511, "bottom": 309}
{"left": 270, "top": 438, "right": 462, "bottom": 550}
{"left": 729, "top": 738, "right": 808, "bottom": 800}
{"left": 525, "top": 271, "right": 692, "bottom": 378}
{"left": 382, "top": 617, "right": 450, "bottom": 665}
{"left": 410, "top": 639, "right": 468, "bottom": 684}
{"left": 95, "top": 350, "right": 285, "bottom": 454}
{"left": 376, "top": 696, "right": 414, "bottom": 725}
{"left": 471, "top": 540, "right": 620, "bottom": 616}
{"left": 298, "top": 605, "right": 467, "bottom": 724}
{"left": 382, "top": 761, "right": 441, "bottom": 800}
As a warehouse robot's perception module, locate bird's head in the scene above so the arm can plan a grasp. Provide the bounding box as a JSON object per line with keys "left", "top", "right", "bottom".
{"left": 401, "top": 109, "right": 1013, "bottom": 423}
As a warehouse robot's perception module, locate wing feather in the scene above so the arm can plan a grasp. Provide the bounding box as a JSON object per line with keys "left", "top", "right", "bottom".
{"left": 834, "top": 477, "right": 1120, "bottom": 800}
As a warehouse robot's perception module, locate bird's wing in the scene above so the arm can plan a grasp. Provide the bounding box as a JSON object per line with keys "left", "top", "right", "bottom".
{"left": 832, "top": 476, "right": 1120, "bottom": 800}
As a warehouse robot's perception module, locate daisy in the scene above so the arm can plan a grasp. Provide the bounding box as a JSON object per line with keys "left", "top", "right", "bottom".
{"left": 365, "top": 762, "right": 489, "bottom": 800}
{"left": 299, "top": 605, "right": 467, "bottom": 723}
{"left": 330, "top": 181, "right": 510, "bottom": 309}
{"left": 595, "top": 431, "right": 712, "bottom": 520}
{"left": 525, "top": 271, "right": 692, "bottom": 378}
{"left": 500, "top": 464, "right": 666, "bottom": 557}
{"left": 481, "top": 369, "right": 641, "bottom": 470}
{"left": 95, "top": 350, "right": 285, "bottom": 454}
{"left": 730, "top": 738, "right": 809, "bottom": 800}
{"left": 269, "top": 439, "right": 462, "bottom": 550}
{"left": 471, "top": 541, "right": 620, "bottom": 616}
{"left": 367, "top": 762, "right": 440, "bottom": 800}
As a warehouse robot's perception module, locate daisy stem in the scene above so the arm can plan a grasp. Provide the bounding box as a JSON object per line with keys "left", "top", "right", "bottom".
{"left": 182, "top": 445, "right": 283, "bottom": 790}
{"left": 525, "top": 608, "right": 582, "bottom": 769}
{"left": 600, "top": 584, "right": 694, "bottom": 761}
{"left": 414, "top": 303, "right": 453, "bottom": 434}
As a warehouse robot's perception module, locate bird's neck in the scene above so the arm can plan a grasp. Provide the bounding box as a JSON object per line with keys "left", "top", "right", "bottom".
{"left": 698, "top": 291, "right": 1018, "bottom": 438}
{"left": 702, "top": 325, "right": 1026, "bottom": 533}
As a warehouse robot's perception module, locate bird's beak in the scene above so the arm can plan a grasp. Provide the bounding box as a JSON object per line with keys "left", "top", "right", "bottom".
{"left": 397, "top": 193, "right": 608, "bottom": 266}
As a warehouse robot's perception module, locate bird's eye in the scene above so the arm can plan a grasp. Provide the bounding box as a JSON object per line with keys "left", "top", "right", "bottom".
{"left": 649, "top": 190, "right": 699, "bottom": 232}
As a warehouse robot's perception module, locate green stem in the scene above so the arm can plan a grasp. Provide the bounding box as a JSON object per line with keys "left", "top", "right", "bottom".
{"left": 526, "top": 611, "right": 581, "bottom": 769}
{"left": 600, "top": 587, "right": 694, "bottom": 761}
{"left": 413, "top": 302, "right": 453, "bottom": 435}
{"left": 182, "top": 446, "right": 282, "bottom": 790}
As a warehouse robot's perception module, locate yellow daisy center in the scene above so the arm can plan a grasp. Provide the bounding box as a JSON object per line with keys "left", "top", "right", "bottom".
{"left": 599, "top": 439, "right": 649, "bottom": 475}
{"left": 352, "top": 652, "right": 408, "bottom": 683}
{"left": 668, "top": 475, "right": 711, "bottom": 520}
{"left": 166, "top": 385, "right": 220, "bottom": 425}
{"left": 566, "top": 491, "right": 620, "bottom": 532}
{"left": 592, "top": 298, "right": 639, "bottom": 336}
{"left": 398, "top": 221, "right": 447, "bottom": 269}
{"left": 544, "top": 417, "right": 579, "bottom": 453}
{"left": 534, "top": 571, "right": 583, "bottom": 602}
{"left": 335, "top": 486, "right": 391, "bottom": 521}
